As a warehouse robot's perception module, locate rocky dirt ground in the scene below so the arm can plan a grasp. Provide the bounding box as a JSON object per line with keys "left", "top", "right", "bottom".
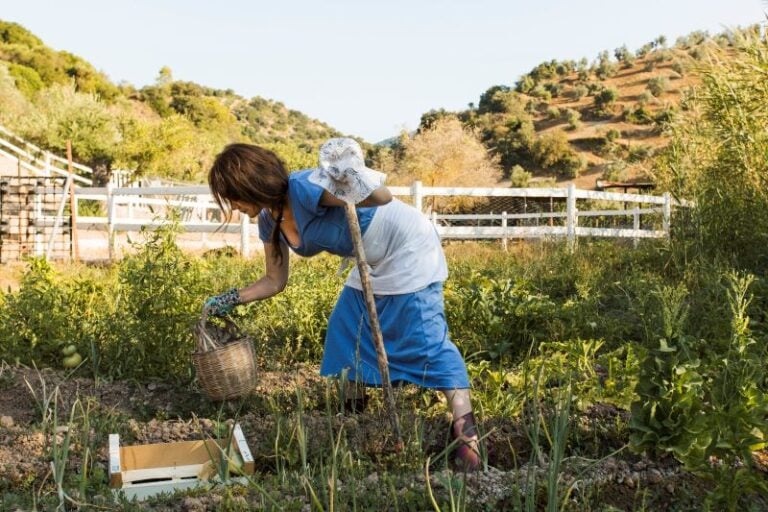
{"left": 1, "top": 363, "right": 766, "bottom": 511}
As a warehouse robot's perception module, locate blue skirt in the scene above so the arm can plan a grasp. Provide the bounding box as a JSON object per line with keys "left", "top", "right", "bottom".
{"left": 320, "top": 282, "right": 470, "bottom": 390}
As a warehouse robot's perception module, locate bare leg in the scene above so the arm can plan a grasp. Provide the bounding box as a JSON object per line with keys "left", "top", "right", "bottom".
{"left": 442, "top": 389, "right": 481, "bottom": 470}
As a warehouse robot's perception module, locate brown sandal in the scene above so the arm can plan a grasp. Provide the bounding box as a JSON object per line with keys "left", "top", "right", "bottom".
{"left": 450, "top": 411, "right": 482, "bottom": 471}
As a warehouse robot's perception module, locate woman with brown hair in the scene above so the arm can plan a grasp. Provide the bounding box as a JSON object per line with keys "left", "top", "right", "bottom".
{"left": 204, "top": 138, "right": 480, "bottom": 470}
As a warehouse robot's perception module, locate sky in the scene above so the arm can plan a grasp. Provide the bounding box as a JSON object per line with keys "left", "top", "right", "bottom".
{"left": 2, "top": 1, "right": 765, "bottom": 143}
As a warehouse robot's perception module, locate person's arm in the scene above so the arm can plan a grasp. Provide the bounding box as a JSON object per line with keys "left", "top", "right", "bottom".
{"left": 238, "top": 240, "right": 290, "bottom": 303}
{"left": 319, "top": 185, "right": 392, "bottom": 208}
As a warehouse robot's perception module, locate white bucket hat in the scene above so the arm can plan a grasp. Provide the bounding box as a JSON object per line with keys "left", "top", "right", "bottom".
{"left": 309, "top": 138, "right": 386, "bottom": 204}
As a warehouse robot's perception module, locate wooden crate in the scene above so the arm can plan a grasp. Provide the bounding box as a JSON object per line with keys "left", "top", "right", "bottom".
{"left": 108, "top": 423, "right": 254, "bottom": 501}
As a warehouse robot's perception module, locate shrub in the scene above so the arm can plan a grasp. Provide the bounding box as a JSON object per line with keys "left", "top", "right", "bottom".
{"left": 478, "top": 85, "right": 512, "bottom": 113}
{"left": 594, "top": 50, "right": 618, "bottom": 80}
{"left": 593, "top": 87, "right": 618, "bottom": 114}
{"left": 623, "top": 103, "right": 654, "bottom": 124}
{"left": 544, "top": 82, "right": 563, "bottom": 98}
{"left": 654, "top": 107, "right": 677, "bottom": 127}
{"left": 559, "top": 153, "right": 586, "bottom": 178}
{"left": 654, "top": 29, "right": 768, "bottom": 271}
{"left": 647, "top": 76, "right": 670, "bottom": 97}
{"left": 628, "top": 144, "right": 652, "bottom": 162}
{"left": 614, "top": 45, "right": 636, "bottom": 67}
{"left": 532, "top": 129, "right": 572, "bottom": 169}
{"left": 530, "top": 84, "right": 552, "bottom": 101}
{"left": 638, "top": 90, "right": 656, "bottom": 105}
{"left": 546, "top": 106, "right": 561, "bottom": 120}
{"left": 566, "top": 85, "right": 588, "bottom": 100}
{"left": 0, "top": 64, "right": 30, "bottom": 125}
{"left": 671, "top": 60, "right": 688, "bottom": 76}
{"left": 586, "top": 82, "right": 603, "bottom": 96}
{"left": 19, "top": 82, "right": 121, "bottom": 165}
{"left": 605, "top": 128, "right": 621, "bottom": 143}
{"left": 565, "top": 109, "right": 582, "bottom": 130}
{"left": 689, "top": 47, "right": 707, "bottom": 60}
{"left": 602, "top": 160, "right": 628, "bottom": 181}
{"left": 7, "top": 62, "right": 43, "bottom": 98}
{"left": 515, "top": 74, "right": 536, "bottom": 94}
{"left": 509, "top": 164, "right": 532, "bottom": 187}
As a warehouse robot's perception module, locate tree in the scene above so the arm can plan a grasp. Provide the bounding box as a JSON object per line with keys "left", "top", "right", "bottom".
{"left": 478, "top": 85, "right": 514, "bottom": 114}
{"left": 401, "top": 118, "right": 501, "bottom": 190}
{"left": 418, "top": 109, "right": 456, "bottom": 132}
{"left": 20, "top": 83, "right": 121, "bottom": 166}
{"left": 0, "top": 64, "right": 31, "bottom": 126}
{"left": 156, "top": 66, "right": 173, "bottom": 87}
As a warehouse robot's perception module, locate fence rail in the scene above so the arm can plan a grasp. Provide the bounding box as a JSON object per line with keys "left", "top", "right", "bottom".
{"left": 0, "top": 125, "right": 94, "bottom": 185}
{"left": 62, "top": 181, "right": 684, "bottom": 259}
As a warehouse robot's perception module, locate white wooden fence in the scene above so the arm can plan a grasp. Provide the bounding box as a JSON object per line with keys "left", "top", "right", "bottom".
{"left": 0, "top": 125, "right": 94, "bottom": 185}
{"left": 62, "top": 181, "right": 681, "bottom": 259}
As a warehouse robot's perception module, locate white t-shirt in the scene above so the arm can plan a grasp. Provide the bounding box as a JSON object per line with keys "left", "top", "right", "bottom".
{"left": 344, "top": 198, "right": 448, "bottom": 295}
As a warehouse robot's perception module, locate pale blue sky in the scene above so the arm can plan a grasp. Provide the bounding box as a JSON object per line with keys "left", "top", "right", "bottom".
{"left": 2, "top": 1, "right": 765, "bottom": 143}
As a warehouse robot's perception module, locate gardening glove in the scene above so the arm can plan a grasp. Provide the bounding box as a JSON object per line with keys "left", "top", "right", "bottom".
{"left": 203, "top": 288, "right": 241, "bottom": 319}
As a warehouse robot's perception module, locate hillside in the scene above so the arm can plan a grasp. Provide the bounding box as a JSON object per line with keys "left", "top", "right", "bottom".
{"left": 0, "top": 20, "right": 343, "bottom": 182}
{"left": 0, "top": 20, "right": 752, "bottom": 189}
{"left": 389, "top": 29, "right": 745, "bottom": 190}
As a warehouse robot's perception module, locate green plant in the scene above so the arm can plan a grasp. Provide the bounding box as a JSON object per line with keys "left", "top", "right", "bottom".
{"left": 630, "top": 283, "right": 708, "bottom": 460}
{"left": 509, "top": 165, "right": 532, "bottom": 187}
{"left": 566, "top": 85, "right": 588, "bottom": 101}
{"left": 564, "top": 108, "right": 581, "bottom": 130}
{"left": 593, "top": 87, "right": 618, "bottom": 115}
{"left": 630, "top": 274, "right": 768, "bottom": 510}
{"left": 653, "top": 28, "right": 768, "bottom": 272}
{"left": 646, "top": 76, "right": 669, "bottom": 97}
{"left": 694, "top": 273, "right": 768, "bottom": 509}
{"left": 602, "top": 160, "right": 628, "bottom": 182}
{"left": 99, "top": 223, "right": 207, "bottom": 381}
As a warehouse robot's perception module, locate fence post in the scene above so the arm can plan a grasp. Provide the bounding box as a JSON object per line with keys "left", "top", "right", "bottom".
{"left": 566, "top": 183, "right": 577, "bottom": 249}
{"left": 46, "top": 174, "right": 73, "bottom": 259}
{"left": 501, "top": 211, "right": 508, "bottom": 251}
{"left": 198, "top": 194, "right": 208, "bottom": 246}
{"left": 662, "top": 192, "right": 671, "bottom": 237}
{"left": 411, "top": 180, "right": 423, "bottom": 213}
{"left": 107, "top": 183, "right": 115, "bottom": 261}
{"left": 240, "top": 213, "right": 250, "bottom": 258}
{"left": 633, "top": 206, "right": 640, "bottom": 249}
{"left": 43, "top": 153, "right": 52, "bottom": 177}
{"left": 34, "top": 182, "right": 43, "bottom": 256}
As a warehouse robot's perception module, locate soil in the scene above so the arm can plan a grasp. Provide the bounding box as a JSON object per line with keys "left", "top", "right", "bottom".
{"left": 1, "top": 363, "right": 766, "bottom": 511}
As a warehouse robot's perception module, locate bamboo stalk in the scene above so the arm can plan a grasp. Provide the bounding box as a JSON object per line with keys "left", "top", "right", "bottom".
{"left": 343, "top": 203, "right": 403, "bottom": 448}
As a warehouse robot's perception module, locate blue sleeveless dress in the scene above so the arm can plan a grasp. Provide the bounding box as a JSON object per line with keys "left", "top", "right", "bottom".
{"left": 258, "top": 170, "right": 470, "bottom": 390}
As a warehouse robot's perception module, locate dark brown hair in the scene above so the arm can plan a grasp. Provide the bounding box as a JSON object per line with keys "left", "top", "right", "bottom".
{"left": 208, "top": 143, "right": 289, "bottom": 262}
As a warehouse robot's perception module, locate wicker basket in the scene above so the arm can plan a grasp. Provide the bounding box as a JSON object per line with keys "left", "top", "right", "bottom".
{"left": 192, "top": 318, "right": 258, "bottom": 401}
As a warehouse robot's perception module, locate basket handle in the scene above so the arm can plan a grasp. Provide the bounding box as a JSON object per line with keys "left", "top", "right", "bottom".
{"left": 196, "top": 315, "right": 245, "bottom": 352}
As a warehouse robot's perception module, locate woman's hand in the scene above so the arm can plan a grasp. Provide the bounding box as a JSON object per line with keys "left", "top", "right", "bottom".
{"left": 320, "top": 185, "right": 392, "bottom": 208}
{"left": 202, "top": 288, "right": 241, "bottom": 319}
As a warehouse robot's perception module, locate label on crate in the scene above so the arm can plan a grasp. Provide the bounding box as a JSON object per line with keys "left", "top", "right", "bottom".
{"left": 233, "top": 424, "right": 253, "bottom": 463}
{"left": 108, "top": 434, "right": 121, "bottom": 474}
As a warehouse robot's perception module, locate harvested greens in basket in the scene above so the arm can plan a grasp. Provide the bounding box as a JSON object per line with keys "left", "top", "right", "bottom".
{"left": 194, "top": 317, "right": 243, "bottom": 352}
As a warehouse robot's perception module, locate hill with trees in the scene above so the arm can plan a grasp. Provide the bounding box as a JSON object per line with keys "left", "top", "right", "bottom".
{"left": 0, "top": 19, "right": 762, "bottom": 192}
{"left": 0, "top": 20, "right": 343, "bottom": 183}
{"left": 373, "top": 26, "right": 760, "bottom": 190}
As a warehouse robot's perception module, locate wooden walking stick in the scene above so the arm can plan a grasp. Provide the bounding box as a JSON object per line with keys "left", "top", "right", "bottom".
{"left": 66, "top": 141, "right": 80, "bottom": 262}
{"left": 343, "top": 203, "right": 403, "bottom": 449}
